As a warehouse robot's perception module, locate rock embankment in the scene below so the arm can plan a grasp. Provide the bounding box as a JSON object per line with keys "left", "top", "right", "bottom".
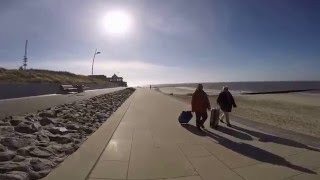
{"left": 0, "top": 88, "right": 135, "bottom": 180}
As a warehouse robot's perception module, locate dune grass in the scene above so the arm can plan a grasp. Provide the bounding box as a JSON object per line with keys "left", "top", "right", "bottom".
{"left": 0, "top": 68, "right": 109, "bottom": 84}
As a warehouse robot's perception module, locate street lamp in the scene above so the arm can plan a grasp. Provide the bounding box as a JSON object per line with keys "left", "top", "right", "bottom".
{"left": 91, "top": 49, "right": 101, "bottom": 75}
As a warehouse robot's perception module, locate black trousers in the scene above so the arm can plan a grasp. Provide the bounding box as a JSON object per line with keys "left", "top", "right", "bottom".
{"left": 195, "top": 112, "right": 208, "bottom": 127}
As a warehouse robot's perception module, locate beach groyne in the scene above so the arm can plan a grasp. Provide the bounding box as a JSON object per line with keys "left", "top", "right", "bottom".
{"left": 240, "top": 89, "right": 320, "bottom": 95}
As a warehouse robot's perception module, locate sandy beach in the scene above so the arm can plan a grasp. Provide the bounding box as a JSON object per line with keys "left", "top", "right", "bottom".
{"left": 158, "top": 87, "right": 320, "bottom": 138}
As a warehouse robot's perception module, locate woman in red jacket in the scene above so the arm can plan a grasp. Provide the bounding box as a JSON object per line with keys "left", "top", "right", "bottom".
{"left": 191, "top": 84, "right": 211, "bottom": 130}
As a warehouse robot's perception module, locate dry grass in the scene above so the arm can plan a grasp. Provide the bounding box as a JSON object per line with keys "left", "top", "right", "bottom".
{"left": 0, "top": 68, "right": 109, "bottom": 84}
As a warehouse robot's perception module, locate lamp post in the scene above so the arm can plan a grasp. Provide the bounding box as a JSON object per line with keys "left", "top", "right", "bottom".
{"left": 91, "top": 49, "right": 101, "bottom": 75}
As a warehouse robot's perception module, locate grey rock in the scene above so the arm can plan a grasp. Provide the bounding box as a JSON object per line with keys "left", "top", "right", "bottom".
{"left": 39, "top": 110, "right": 56, "bottom": 118}
{"left": 0, "top": 121, "right": 11, "bottom": 126}
{"left": 0, "top": 151, "right": 15, "bottom": 161}
{"left": 81, "top": 126, "right": 94, "bottom": 134}
{"left": 14, "top": 123, "right": 39, "bottom": 134}
{"left": 12, "top": 155, "right": 26, "bottom": 162}
{"left": 36, "top": 133, "right": 50, "bottom": 143}
{"left": 0, "top": 137, "right": 35, "bottom": 150}
{"left": 0, "top": 161, "right": 29, "bottom": 173}
{"left": 30, "top": 158, "right": 53, "bottom": 172}
{"left": 17, "top": 147, "right": 31, "bottom": 156}
{"left": 0, "top": 143, "right": 7, "bottom": 152}
{"left": 24, "top": 114, "right": 35, "bottom": 119}
{"left": 0, "top": 171, "right": 29, "bottom": 180}
{"left": 48, "top": 134, "right": 72, "bottom": 144}
{"left": 29, "top": 169, "right": 50, "bottom": 179}
{"left": 29, "top": 147, "right": 52, "bottom": 158}
{"left": 47, "top": 127, "right": 68, "bottom": 135}
{"left": 10, "top": 116, "right": 26, "bottom": 126}
{"left": 62, "top": 114, "right": 76, "bottom": 120}
{"left": 39, "top": 117, "right": 56, "bottom": 126}
{"left": 0, "top": 126, "right": 15, "bottom": 136}
{"left": 66, "top": 123, "right": 80, "bottom": 130}
{"left": 36, "top": 142, "right": 50, "bottom": 147}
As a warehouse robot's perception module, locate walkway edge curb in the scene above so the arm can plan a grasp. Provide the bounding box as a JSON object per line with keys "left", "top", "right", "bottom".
{"left": 42, "top": 91, "right": 136, "bottom": 180}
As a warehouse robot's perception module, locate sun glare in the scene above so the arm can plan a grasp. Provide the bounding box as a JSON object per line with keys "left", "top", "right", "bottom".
{"left": 103, "top": 10, "right": 132, "bottom": 35}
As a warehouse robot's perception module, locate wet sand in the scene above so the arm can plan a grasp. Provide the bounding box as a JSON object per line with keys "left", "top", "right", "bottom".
{"left": 158, "top": 87, "right": 320, "bottom": 138}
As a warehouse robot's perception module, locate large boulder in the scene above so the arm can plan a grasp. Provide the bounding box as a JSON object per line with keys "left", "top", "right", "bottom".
{"left": 38, "top": 110, "right": 57, "bottom": 118}
{"left": 10, "top": 116, "right": 26, "bottom": 126}
{"left": 0, "top": 171, "right": 29, "bottom": 180}
{"left": 0, "top": 144, "right": 7, "bottom": 152}
{"left": 66, "top": 123, "right": 80, "bottom": 130}
{"left": 0, "top": 161, "right": 29, "bottom": 174}
{"left": 29, "top": 158, "right": 53, "bottom": 172}
{"left": 14, "top": 123, "right": 40, "bottom": 134}
{"left": 12, "top": 155, "right": 26, "bottom": 162}
{"left": 29, "top": 147, "right": 52, "bottom": 158}
{"left": 0, "top": 150, "right": 15, "bottom": 162}
{"left": 0, "top": 126, "right": 15, "bottom": 136}
{"left": 0, "top": 137, "right": 35, "bottom": 150}
{"left": 48, "top": 134, "right": 72, "bottom": 144}
{"left": 39, "top": 117, "right": 56, "bottom": 126}
{"left": 47, "top": 127, "right": 68, "bottom": 135}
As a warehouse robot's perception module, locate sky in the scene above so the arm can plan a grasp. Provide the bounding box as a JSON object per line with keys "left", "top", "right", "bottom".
{"left": 0, "top": 0, "right": 320, "bottom": 86}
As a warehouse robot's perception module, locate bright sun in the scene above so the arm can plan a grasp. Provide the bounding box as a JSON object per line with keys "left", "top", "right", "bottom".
{"left": 103, "top": 10, "right": 132, "bottom": 35}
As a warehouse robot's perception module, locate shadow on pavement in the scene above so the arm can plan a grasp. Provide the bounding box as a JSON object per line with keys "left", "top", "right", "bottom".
{"left": 182, "top": 124, "right": 316, "bottom": 174}
{"left": 181, "top": 124, "right": 206, "bottom": 136}
{"left": 216, "top": 125, "right": 253, "bottom": 141}
{"left": 232, "top": 125, "right": 320, "bottom": 152}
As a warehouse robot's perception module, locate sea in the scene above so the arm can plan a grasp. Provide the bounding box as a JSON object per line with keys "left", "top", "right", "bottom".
{"left": 156, "top": 81, "right": 320, "bottom": 94}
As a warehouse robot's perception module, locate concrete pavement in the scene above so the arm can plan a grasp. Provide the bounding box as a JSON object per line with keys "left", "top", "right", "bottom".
{"left": 0, "top": 87, "right": 125, "bottom": 119}
{"left": 46, "top": 88, "right": 320, "bottom": 180}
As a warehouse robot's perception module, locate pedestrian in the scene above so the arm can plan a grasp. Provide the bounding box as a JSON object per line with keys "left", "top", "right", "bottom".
{"left": 217, "top": 86, "right": 237, "bottom": 127}
{"left": 191, "top": 84, "right": 211, "bottom": 130}
{"left": 150, "top": 85, "right": 151, "bottom": 89}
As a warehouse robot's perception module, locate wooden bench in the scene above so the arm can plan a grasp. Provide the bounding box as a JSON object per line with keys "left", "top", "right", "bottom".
{"left": 60, "top": 84, "right": 84, "bottom": 93}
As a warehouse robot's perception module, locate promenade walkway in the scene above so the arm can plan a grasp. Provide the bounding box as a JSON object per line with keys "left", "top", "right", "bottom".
{"left": 47, "top": 88, "right": 320, "bottom": 180}
{"left": 0, "top": 87, "right": 125, "bottom": 118}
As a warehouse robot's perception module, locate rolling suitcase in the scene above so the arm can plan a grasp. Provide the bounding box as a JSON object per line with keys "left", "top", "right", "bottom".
{"left": 178, "top": 111, "right": 193, "bottom": 124}
{"left": 210, "top": 108, "right": 220, "bottom": 129}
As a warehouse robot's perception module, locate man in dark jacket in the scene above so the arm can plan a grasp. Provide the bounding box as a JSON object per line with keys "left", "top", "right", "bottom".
{"left": 217, "top": 86, "right": 237, "bottom": 127}
{"left": 192, "top": 84, "right": 211, "bottom": 130}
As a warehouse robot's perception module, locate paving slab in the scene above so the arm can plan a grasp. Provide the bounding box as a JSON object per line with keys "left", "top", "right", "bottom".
{"left": 189, "top": 156, "right": 243, "bottom": 180}
{"left": 290, "top": 167, "right": 320, "bottom": 180}
{"left": 89, "top": 161, "right": 128, "bottom": 179}
{"left": 100, "top": 139, "right": 132, "bottom": 161}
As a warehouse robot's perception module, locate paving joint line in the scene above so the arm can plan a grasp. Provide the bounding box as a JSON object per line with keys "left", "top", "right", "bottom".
{"left": 202, "top": 144, "right": 246, "bottom": 180}
{"left": 176, "top": 144, "right": 205, "bottom": 180}
{"left": 85, "top": 92, "right": 137, "bottom": 180}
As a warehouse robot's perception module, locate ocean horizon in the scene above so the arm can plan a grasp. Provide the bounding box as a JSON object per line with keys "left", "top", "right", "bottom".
{"left": 155, "top": 81, "right": 320, "bottom": 94}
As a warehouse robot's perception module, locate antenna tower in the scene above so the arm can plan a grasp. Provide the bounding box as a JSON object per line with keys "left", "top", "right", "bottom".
{"left": 23, "top": 40, "right": 28, "bottom": 70}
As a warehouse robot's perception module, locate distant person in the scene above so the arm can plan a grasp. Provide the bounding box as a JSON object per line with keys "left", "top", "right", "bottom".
{"left": 191, "top": 84, "right": 211, "bottom": 130}
{"left": 150, "top": 85, "right": 151, "bottom": 89}
{"left": 217, "top": 86, "right": 237, "bottom": 127}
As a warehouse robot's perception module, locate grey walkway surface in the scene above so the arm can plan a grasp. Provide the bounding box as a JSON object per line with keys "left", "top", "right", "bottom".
{"left": 84, "top": 88, "right": 320, "bottom": 180}
{"left": 42, "top": 88, "right": 320, "bottom": 180}
{"left": 0, "top": 87, "right": 125, "bottom": 119}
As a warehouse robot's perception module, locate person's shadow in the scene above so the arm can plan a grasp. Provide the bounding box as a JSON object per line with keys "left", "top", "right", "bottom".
{"left": 232, "top": 125, "right": 320, "bottom": 152}
{"left": 215, "top": 125, "right": 253, "bottom": 141}
{"left": 182, "top": 124, "right": 316, "bottom": 174}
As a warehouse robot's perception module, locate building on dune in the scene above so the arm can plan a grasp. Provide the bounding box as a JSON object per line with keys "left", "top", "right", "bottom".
{"left": 89, "top": 74, "right": 127, "bottom": 87}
